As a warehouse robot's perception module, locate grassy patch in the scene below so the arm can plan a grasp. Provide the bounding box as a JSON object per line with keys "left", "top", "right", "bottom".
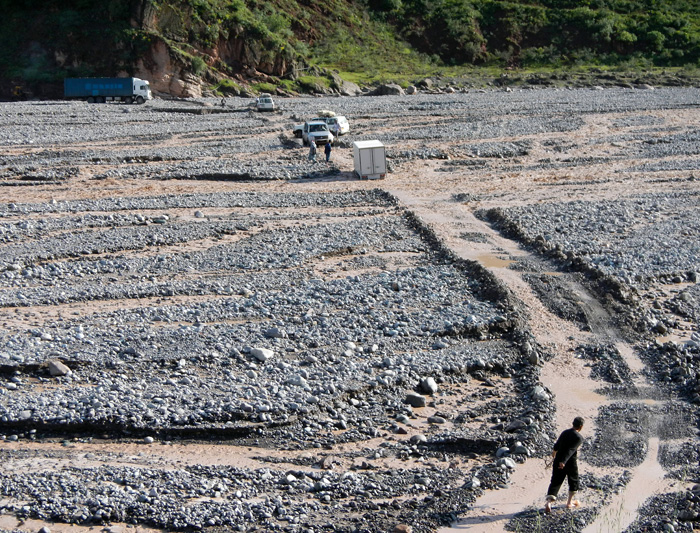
{"left": 293, "top": 75, "right": 331, "bottom": 93}
{"left": 277, "top": 78, "right": 297, "bottom": 92}
{"left": 312, "top": 22, "right": 437, "bottom": 85}
{"left": 211, "top": 78, "right": 242, "bottom": 95}
{"left": 250, "top": 82, "right": 278, "bottom": 94}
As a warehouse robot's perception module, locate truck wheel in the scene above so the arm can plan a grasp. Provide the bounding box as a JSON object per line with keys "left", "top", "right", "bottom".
{"left": 97, "top": 96, "right": 106, "bottom": 103}
{"left": 87, "top": 97, "right": 95, "bottom": 104}
{"left": 125, "top": 97, "right": 133, "bottom": 105}
{"left": 294, "top": 130, "right": 302, "bottom": 138}
{"left": 136, "top": 96, "right": 145, "bottom": 104}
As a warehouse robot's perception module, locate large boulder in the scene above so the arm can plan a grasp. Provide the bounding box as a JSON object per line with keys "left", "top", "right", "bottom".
{"left": 419, "top": 377, "right": 439, "bottom": 395}
{"left": 330, "top": 72, "right": 362, "bottom": 96}
{"left": 250, "top": 347, "right": 274, "bottom": 362}
{"left": 48, "top": 360, "right": 71, "bottom": 377}
{"left": 339, "top": 79, "right": 362, "bottom": 96}
{"left": 369, "top": 83, "right": 405, "bottom": 96}
{"left": 404, "top": 392, "right": 426, "bottom": 407}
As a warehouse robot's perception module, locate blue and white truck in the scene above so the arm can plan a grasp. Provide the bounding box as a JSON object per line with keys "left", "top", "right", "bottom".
{"left": 64, "top": 77, "right": 152, "bottom": 104}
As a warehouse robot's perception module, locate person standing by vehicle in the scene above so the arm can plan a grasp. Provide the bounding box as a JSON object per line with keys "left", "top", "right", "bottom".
{"left": 324, "top": 140, "right": 332, "bottom": 163}
{"left": 308, "top": 138, "right": 317, "bottom": 163}
{"left": 332, "top": 121, "right": 341, "bottom": 138}
{"left": 545, "top": 416, "right": 585, "bottom": 513}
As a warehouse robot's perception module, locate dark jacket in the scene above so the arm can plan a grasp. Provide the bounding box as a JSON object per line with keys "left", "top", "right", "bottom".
{"left": 553, "top": 427, "right": 583, "bottom": 466}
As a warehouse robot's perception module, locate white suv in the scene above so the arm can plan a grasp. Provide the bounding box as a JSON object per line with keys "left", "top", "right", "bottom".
{"left": 256, "top": 93, "right": 275, "bottom": 112}
{"left": 323, "top": 115, "right": 349, "bottom": 136}
{"left": 302, "top": 121, "right": 335, "bottom": 146}
{"left": 293, "top": 114, "right": 349, "bottom": 137}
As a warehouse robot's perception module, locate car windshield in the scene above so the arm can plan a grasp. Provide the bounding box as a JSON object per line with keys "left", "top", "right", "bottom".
{"left": 309, "top": 124, "right": 327, "bottom": 132}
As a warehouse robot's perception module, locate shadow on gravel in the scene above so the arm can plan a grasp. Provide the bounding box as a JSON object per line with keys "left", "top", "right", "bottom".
{"left": 524, "top": 272, "right": 590, "bottom": 331}
{"left": 151, "top": 106, "right": 252, "bottom": 115}
{"left": 507, "top": 503, "right": 597, "bottom": 532}
{"left": 587, "top": 402, "right": 652, "bottom": 468}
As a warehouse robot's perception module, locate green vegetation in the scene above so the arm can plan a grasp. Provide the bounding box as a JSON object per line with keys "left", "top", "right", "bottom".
{"left": 1, "top": 0, "right": 699, "bottom": 96}
{"left": 378, "top": 0, "right": 700, "bottom": 68}
{"left": 250, "top": 81, "right": 277, "bottom": 94}
{"left": 0, "top": 0, "right": 137, "bottom": 84}
{"left": 211, "top": 78, "right": 242, "bottom": 95}
{"left": 311, "top": 24, "right": 437, "bottom": 84}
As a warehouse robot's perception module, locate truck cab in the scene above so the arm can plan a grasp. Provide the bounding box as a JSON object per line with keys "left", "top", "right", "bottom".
{"left": 133, "top": 79, "right": 152, "bottom": 103}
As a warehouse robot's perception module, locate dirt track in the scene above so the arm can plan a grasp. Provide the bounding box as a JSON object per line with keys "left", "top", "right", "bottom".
{"left": 0, "top": 88, "right": 699, "bottom": 532}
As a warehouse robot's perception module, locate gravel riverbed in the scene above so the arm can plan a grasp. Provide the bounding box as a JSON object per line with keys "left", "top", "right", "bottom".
{"left": 0, "top": 87, "right": 699, "bottom": 532}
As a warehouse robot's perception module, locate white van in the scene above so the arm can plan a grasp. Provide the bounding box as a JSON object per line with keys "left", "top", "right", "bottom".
{"left": 324, "top": 115, "right": 350, "bottom": 135}
{"left": 256, "top": 93, "right": 275, "bottom": 112}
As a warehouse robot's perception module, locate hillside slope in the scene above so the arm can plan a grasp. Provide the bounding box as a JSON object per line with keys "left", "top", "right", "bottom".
{"left": 1, "top": 0, "right": 699, "bottom": 99}
{"left": 387, "top": 0, "right": 700, "bottom": 67}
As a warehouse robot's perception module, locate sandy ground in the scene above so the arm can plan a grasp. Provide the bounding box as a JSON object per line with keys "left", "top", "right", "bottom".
{"left": 1, "top": 95, "right": 699, "bottom": 532}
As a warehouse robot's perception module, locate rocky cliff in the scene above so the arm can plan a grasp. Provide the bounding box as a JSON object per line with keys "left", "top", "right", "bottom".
{"left": 131, "top": 0, "right": 301, "bottom": 98}
{"left": 0, "top": 0, "right": 333, "bottom": 100}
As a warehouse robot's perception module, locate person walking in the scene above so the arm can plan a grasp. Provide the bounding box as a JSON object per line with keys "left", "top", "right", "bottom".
{"left": 324, "top": 140, "right": 332, "bottom": 163}
{"left": 308, "top": 138, "right": 317, "bottom": 163}
{"left": 545, "top": 416, "right": 585, "bottom": 513}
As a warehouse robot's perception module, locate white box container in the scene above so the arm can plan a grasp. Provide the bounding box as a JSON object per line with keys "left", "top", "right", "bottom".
{"left": 353, "top": 140, "right": 386, "bottom": 180}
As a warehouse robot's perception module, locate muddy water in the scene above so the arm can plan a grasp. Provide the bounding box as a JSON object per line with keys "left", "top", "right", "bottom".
{"left": 614, "top": 342, "right": 646, "bottom": 375}
{"left": 438, "top": 348, "right": 608, "bottom": 532}
{"left": 0, "top": 515, "right": 164, "bottom": 533}
{"left": 657, "top": 334, "right": 697, "bottom": 347}
{"left": 399, "top": 195, "right": 604, "bottom": 532}
{"left": 475, "top": 253, "right": 515, "bottom": 269}
{"left": 442, "top": 457, "right": 552, "bottom": 531}
{"left": 581, "top": 437, "right": 677, "bottom": 533}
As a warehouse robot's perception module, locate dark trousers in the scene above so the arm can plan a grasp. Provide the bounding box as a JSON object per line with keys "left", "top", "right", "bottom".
{"left": 547, "top": 459, "right": 579, "bottom": 498}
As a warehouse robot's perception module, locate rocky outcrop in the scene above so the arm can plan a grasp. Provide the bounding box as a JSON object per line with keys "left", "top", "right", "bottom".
{"left": 209, "top": 34, "right": 295, "bottom": 78}
{"left": 135, "top": 40, "right": 202, "bottom": 98}
{"left": 132, "top": 1, "right": 299, "bottom": 97}
{"left": 330, "top": 72, "right": 362, "bottom": 96}
{"left": 368, "top": 83, "right": 405, "bottom": 96}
